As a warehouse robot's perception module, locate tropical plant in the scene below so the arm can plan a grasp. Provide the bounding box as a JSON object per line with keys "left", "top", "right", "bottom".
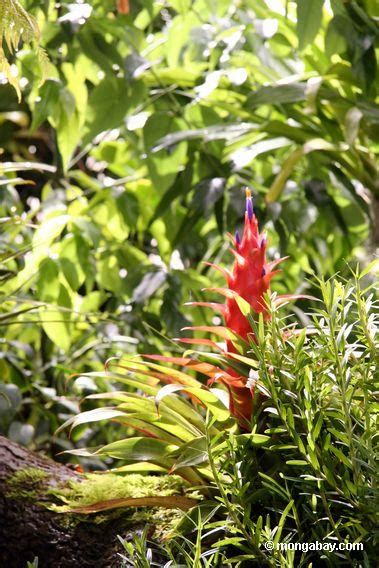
{"left": 110, "top": 266, "right": 377, "bottom": 567}
{"left": 60, "top": 190, "right": 293, "bottom": 480}
{"left": 62, "top": 185, "right": 378, "bottom": 563}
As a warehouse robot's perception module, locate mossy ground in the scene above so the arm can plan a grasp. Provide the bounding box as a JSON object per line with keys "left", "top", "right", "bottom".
{"left": 49, "top": 472, "right": 190, "bottom": 533}
{"left": 7, "top": 467, "right": 191, "bottom": 536}
{"left": 49, "top": 472, "right": 187, "bottom": 512}
{"left": 6, "top": 467, "right": 49, "bottom": 499}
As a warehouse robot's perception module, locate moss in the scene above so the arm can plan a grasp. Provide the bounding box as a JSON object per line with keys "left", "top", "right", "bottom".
{"left": 7, "top": 467, "right": 50, "bottom": 500}
{"left": 47, "top": 472, "right": 194, "bottom": 537}
{"left": 131, "top": 507, "right": 184, "bottom": 539}
{"left": 7, "top": 468, "right": 192, "bottom": 538}
{"left": 49, "top": 472, "right": 187, "bottom": 513}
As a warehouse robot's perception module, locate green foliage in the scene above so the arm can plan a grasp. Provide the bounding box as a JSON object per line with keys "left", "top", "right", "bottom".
{"left": 118, "top": 526, "right": 155, "bottom": 568}
{"left": 0, "top": 0, "right": 377, "bottom": 455}
{"left": 0, "top": 0, "right": 48, "bottom": 99}
{"left": 116, "top": 270, "right": 378, "bottom": 566}
{"left": 60, "top": 359, "right": 235, "bottom": 486}
{"left": 0, "top": 0, "right": 377, "bottom": 548}
{"left": 0, "top": 3, "right": 377, "bottom": 563}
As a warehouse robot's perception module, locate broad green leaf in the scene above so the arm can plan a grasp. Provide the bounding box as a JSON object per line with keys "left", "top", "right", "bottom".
{"left": 58, "top": 407, "right": 127, "bottom": 433}
{"left": 169, "top": 0, "right": 192, "bottom": 14}
{"left": 143, "top": 114, "right": 188, "bottom": 194}
{"left": 156, "top": 384, "right": 230, "bottom": 422}
{"left": 95, "top": 437, "right": 178, "bottom": 463}
{"left": 325, "top": 18, "right": 347, "bottom": 57}
{"left": 83, "top": 78, "right": 144, "bottom": 146}
{"left": 247, "top": 434, "right": 271, "bottom": 446}
{"left": 30, "top": 79, "right": 60, "bottom": 131}
{"left": 249, "top": 83, "right": 307, "bottom": 107}
{"left": 59, "top": 235, "right": 88, "bottom": 291}
{"left": 170, "top": 436, "right": 208, "bottom": 470}
{"left": 296, "top": 0, "right": 324, "bottom": 50}
{"left": 32, "top": 215, "right": 69, "bottom": 264}
{"left": 41, "top": 284, "right": 72, "bottom": 351}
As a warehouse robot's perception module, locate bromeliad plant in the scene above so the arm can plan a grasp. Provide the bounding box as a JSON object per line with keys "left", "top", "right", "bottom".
{"left": 62, "top": 189, "right": 295, "bottom": 482}
{"left": 182, "top": 188, "right": 296, "bottom": 427}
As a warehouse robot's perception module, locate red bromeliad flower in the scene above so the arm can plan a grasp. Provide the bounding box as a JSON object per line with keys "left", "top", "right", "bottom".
{"left": 219, "top": 189, "right": 282, "bottom": 424}
{"left": 183, "top": 189, "right": 286, "bottom": 427}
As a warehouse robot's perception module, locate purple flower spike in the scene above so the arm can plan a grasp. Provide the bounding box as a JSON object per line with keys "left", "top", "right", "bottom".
{"left": 260, "top": 237, "right": 266, "bottom": 249}
{"left": 235, "top": 230, "right": 241, "bottom": 246}
{"left": 246, "top": 197, "right": 253, "bottom": 221}
{"left": 245, "top": 188, "right": 253, "bottom": 221}
{"left": 261, "top": 268, "right": 266, "bottom": 277}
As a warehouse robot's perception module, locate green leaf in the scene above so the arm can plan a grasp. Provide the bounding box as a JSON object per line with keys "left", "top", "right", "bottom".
{"left": 30, "top": 79, "right": 60, "bottom": 131}
{"left": 83, "top": 78, "right": 144, "bottom": 146}
{"left": 58, "top": 407, "right": 127, "bottom": 433}
{"left": 249, "top": 83, "right": 307, "bottom": 106}
{"left": 325, "top": 18, "right": 347, "bottom": 57}
{"left": 170, "top": 436, "right": 208, "bottom": 470}
{"left": 296, "top": 0, "right": 324, "bottom": 50}
{"left": 247, "top": 434, "right": 271, "bottom": 446}
{"left": 116, "top": 191, "right": 140, "bottom": 229}
{"left": 60, "top": 235, "right": 88, "bottom": 291}
{"left": 41, "top": 284, "right": 72, "bottom": 352}
{"left": 344, "top": 107, "right": 363, "bottom": 147}
{"left": 169, "top": 0, "right": 192, "bottom": 14}
{"left": 143, "top": 113, "right": 188, "bottom": 194}
{"left": 266, "top": 147, "right": 303, "bottom": 203}
{"left": 32, "top": 215, "right": 69, "bottom": 264}
{"left": 359, "top": 259, "right": 379, "bottom": 279}
{"left": 273, "top": 499, "right": 294, "bottom": 545}
{"left": 95, "top": 437, "right": 178, "bottom": 464}
{"left": 56, "top": 89, "right": 81, "bottom": 172}
{"left": 156, "top": 384, "right": 231, "bottom": 422}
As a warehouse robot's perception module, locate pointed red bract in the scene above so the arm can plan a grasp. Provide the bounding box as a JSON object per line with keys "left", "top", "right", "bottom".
{"left": 207, "top": 189, "right": 286, "bottom": 427}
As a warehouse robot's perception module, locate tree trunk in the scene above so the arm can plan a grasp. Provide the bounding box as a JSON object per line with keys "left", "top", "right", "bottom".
{"left": 0, "top": 435, "right": 138, "bottom": 568}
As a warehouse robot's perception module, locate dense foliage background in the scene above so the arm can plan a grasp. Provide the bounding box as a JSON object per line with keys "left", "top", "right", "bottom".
{"left": 0, "top": 0, "right": 378, "bottom": 565}
{"left": 0, "top": 0, "right": 377, "bottom": 454}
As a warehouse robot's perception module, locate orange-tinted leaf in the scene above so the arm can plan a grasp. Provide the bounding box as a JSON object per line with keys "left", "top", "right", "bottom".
{"left": 184, "top": 301, "right": 227, "bottom": 315}
{"left": 181, "top": 326, "right": 237, "bottom": 341}
{"left": 69, "top": 495, "right": 197, "bottom": 513}
{"left": 143, "top": 354, "right": 228, "bottom": 379}
{"left": 202, "top": 287, "right": 237, "bottom": 299}
{"left": 116, "top": 0, "right": 130, "bottom": 15}
{"left": 175, "top": 337, "right": 222, "bottom": 349}
{"left": 267, "top": 256, "right": 289, "bottom": 271}
{"left": 203, "top": 261, "right": 232, "bottom": 282}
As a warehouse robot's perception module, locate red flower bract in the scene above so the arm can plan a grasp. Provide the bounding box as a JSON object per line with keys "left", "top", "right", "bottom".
{"left": 214, "top": 189, "right": 283, "bottom": 426}
{"left": 185, "top": 190, "right": 288, "bottom": 427}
